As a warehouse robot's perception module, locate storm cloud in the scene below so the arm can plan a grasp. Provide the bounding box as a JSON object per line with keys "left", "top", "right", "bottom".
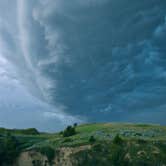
{"left": 0, "top": 0, "right": 166, "bottom": 126}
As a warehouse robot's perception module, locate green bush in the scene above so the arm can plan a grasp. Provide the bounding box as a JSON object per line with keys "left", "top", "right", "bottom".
{"left": 113, "top": 134, "right": 123, "bottom": 145}
{"left": 137, "top": 139, "right": 147, "bottom": 144}
{"left": 74, "top": 123, "right": 78, "bottom": 127}
{"left": 0, "top": 134, "right": 19, "bottom": 165}
{"left": 89, "top": 136, "right": 96, "bottom": 144}
{"left": 63, "top": 126, "right": 76, "bottom": 137}
{"left": 62, "top": 138, "right": 72, "bottom": 143}
{"left": 109, "top": 144, "right": 126, "bottom": 166}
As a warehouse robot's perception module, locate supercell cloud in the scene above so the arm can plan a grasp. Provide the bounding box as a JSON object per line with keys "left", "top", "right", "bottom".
{"left": 0, "top": 0, "right": 166, "bottom": 128}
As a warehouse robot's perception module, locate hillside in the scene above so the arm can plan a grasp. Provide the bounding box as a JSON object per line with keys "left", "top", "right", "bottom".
{"left": 0, "top": 123, "right": 166, "bottom": 166}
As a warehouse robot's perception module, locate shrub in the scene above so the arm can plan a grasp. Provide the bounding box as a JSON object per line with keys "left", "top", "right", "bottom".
{"left": 89, "top": 136, "right": 96, "bottom": 144}
{"left": 113, "top": 134, "right": 123, "bottom": 145}
{"left": 109, "top": 144, "right": 125, "bottom": 166}
{"left": 63, "top": 126, "right": 76, "bottom": 137}
{"left": 74, "top": 123, "right": 78, "bottom": 127}
{"left": 0, "top": 134, "right": 19, "bottom": 165}
{"left": 62, "top": 138, "right": 72, "bottom": 143}
{"left": 93, "top": 144, "right": 102, "bottom": 152}
{"left": 137, "top": 139, "right": 147, "bottom": 144}
{"left": 59, "top": 131, "right": 63, "bottom": 135}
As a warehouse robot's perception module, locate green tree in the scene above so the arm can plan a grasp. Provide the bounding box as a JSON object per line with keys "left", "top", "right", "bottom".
{"left": 113, "top": 134, "right": 123, "bottom": 145}
{"left": 0, "top": 134, "right": 19, "bottom": 165}
{"left": 73, "top": 123, "right": 78, "bottom": 128}
{"left": 89, "top": 136, "right": 96, "bottom": 144}
{"left": 63, "top": 125, "right": 76, "bottom": 137}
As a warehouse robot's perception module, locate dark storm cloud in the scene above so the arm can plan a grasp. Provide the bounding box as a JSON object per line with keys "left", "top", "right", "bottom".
{"left": 0, "top": 0, "right": 81, "bottom": 131}
{"left": 1, "top": 0, "right": 166, "bottom": 124}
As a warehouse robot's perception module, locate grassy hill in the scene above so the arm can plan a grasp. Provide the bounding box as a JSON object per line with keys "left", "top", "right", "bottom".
{"left": 0, "top": 123, "right": 166, "bottom": 165}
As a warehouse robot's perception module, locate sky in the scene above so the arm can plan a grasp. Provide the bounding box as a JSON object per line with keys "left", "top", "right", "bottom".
{"left": 0, "top": 0, "right": 166, "bottom": 131}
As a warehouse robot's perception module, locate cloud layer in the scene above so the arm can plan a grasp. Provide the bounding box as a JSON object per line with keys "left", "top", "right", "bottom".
{"left": 0, "top": 0, "right": 166, "bottom": 125}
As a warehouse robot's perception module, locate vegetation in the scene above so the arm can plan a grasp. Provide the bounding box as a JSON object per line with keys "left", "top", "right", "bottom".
{"left": 0, "top": 123, "right": 166, "bottom": 165}
{"left": 74, "top": 140, "right": 166, "bottom": 166}
{"left": 63, "top": 125, "right": 76, "bottom": 137}
{"left": 0, "top": 127, "right": 39, "bottom": 135}
{"left": 74, "top": 123, "right": 78, "bottom": 127}
{"left": 0, "top": 133, "right": 19, "bottom": 165}
{"left": 113, "top": 134, "right": 123, "bottom": 145}
{"left": 36, "top": 146, "right": 55, "bottom": 164}
{"left": 89, "top": 136, "right": 96, "bottom": 144}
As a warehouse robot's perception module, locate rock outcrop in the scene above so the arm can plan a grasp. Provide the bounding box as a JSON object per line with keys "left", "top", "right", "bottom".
{"left": 14, "top": 145, "right": 91, "bottom": 166}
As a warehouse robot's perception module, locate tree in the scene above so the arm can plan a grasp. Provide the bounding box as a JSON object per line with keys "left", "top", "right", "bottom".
{"left": 0, "top": 134, "right": 19, "bottom": 165}
{"left": 113, "top": 134, "right": 123, "bottom": 145}
{"left": 89, "top": 136, "right": 96, "bottom": 144}
{"left": 63, "top": 125, "right": 76, "bottom": 137}
{"left": 73, "top": 123, "right": 78, "bottom": 128}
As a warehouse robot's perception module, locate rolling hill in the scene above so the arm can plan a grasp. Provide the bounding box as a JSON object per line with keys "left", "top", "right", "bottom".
{"left": 0, "top": 123, "right": 166, "bottom": 166}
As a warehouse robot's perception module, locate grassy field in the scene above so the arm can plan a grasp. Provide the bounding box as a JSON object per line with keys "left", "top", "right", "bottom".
{"left": 0, "top": 123, "right": 166, "bottom": 165}
{"left": 1, "top": 123, "right": 166, "bottom": 149}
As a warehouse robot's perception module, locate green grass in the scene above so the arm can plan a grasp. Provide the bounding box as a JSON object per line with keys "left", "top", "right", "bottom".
{"left": 1, "top": 123, "right": 166, "bottom": 150}
{"left": 0, "top": 123, "right": 166, "bottom": 165}
{"left": 26, "top": 123, "right": 166, "bottom": 150}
